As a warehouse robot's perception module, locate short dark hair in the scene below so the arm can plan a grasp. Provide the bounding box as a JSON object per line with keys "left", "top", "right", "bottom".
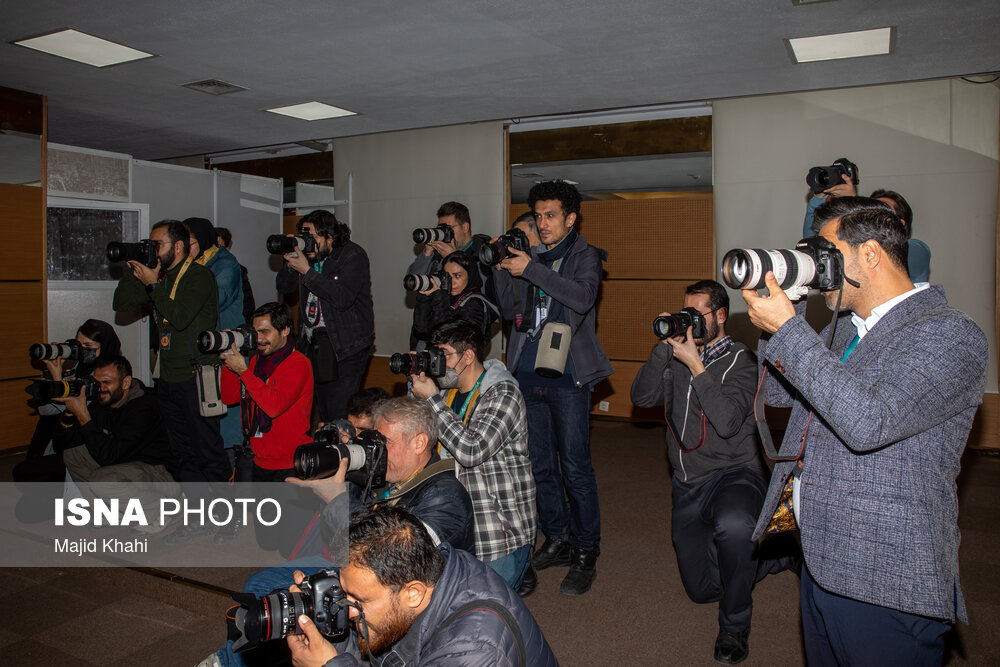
{"left": 252, "top": 302, "right": 293, "bottom": 333}
{"left": 814, "top": 196, "right": 909, "bottom": 272}
{"left": 869, "top": 189, "right": 913, "bottom": 236}
{"left": 436, "top": 201, "right": 470, "bottom": 226}
{"left": 298, "top": 210, "right": 350, "bottom": 248}
{"left": 347, "top": 387, "right": 391, "bottom": 420}
{"left": 215, "top": 227, "right": 233, "bottom": 248}
{"left": 430, "top": 320, "right": 487, "bottom": 363}
{"left": 528, "top": 180, "right": 582, "bottom": 217}
{"left": 685, "top": 279, "right": 729, "bottom": 312}
{"left": 151, "top": 220, "right": 190, "bottom": 255}
{"left": 348, "top": 507, "right": 445, "bottom": 590}
{"left": 93, "top": 355, "right": 132, "bottom": 380}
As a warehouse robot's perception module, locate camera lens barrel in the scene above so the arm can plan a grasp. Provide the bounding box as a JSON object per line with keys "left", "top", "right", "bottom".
{"left": 412, "top": 225, "right": 454, "bottom": 244}
{"left": 198, "top": 330, "right": 238, "bottom": 353}
{"left": 266, "top": 235, "right": 306, "bottom": 255}
{"left": 479, "top": 242, "right": 503, "bottom": 266}
{"left": 402, "top": 274, "right": 440, "bottom": 292}
{"left": 293, "top": 443, "right": 344, "bottom": 480}
{"left": 721, "top": 248, "right": 816, "bottom": 293}
{"left": 29, "top": 341, "right": 75, "bottom": 361}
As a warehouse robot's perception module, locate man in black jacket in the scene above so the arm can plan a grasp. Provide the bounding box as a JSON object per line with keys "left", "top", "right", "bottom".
{"left": 276, "top": 210, "right": 374, "bottom": 422}
{"left": 286, "top": 507, "right": 558, "bottom": 667}
{"left": 630, "top": 280, "right": 769, "bottom": 666}
{"left": 54, "top": 355, "right": 175, "bottom": 483}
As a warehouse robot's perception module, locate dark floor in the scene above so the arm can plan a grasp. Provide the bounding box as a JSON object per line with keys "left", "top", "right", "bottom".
{"left": 1, "top": 421, "right": 998, "bottom": 666}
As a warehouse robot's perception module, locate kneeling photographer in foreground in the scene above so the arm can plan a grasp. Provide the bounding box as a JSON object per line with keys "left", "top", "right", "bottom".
{"left": 285, "top": 506, "right": 557, "bottom": 667}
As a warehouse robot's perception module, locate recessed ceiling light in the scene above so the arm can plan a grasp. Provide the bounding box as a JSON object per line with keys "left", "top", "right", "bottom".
{"left": 14, "top": 29, "right": 153, "bottom": 67}
{"left": 787, "top": 27, "right": 894, "bottom": 63}
{"left": 264, "top": 102, "right": 357, "bottom": 121}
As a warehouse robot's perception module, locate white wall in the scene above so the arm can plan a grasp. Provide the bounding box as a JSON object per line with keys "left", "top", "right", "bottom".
{"left": 714, "top": 79, "right": 999, "bottom": 391}
{"left": 332, "top": 122, "right": 506, "bottom": 355}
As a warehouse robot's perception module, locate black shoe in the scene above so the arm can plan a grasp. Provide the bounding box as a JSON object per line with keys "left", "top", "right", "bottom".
{"left": 163, "top": 524, "right": 214, "bottom": 545}
{"left": 714, "top": 628, "right": 750, "bottom": 665}
{"left": 559, "top": 548, "right": 597, "bottom": 596}
{"left": 532, "top": 538, "right": 572, "bottom": 571}
{"left": 517, "top": 564, "right": 538, "bottom": 598}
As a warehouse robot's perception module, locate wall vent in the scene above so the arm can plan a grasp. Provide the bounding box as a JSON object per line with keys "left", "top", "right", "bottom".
{"left": 182, "top": 79, "right": 248, "bottom": 95}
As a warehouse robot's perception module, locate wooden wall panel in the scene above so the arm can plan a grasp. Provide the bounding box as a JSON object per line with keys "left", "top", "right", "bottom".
{"left": 577, "top": 196, "right": 715, "bottom": 280}
{"left": 361, "top": 355, "right": 410, "bottom": 398}
{"left": 0, "top": 283, "right": 45, "bottom": 381}
{"left": 0, "top": 184, "right": 45, "bottom": 281}
{"left": 595, "top": 280, "right": 688, "bottom": 361}
{"left": 0, "top": 379, "right": 40, "bottom": 447}
{"left": 590, "top": 360, "right": 664, "bottom": 421}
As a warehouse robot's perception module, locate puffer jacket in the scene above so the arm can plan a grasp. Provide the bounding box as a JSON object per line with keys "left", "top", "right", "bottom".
{"left": 327, "top": 543, "right": 559, "bottom": 666}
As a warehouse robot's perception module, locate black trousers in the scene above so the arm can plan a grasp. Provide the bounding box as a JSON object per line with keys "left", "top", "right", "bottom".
{"left": 313, "top": 348, "right": 369, "bottom": 423}
{"left": 156, "top": 376, "right": 229, "bottom": 485}
{"left": 671, "top": 464, "right": 766, "bottom": 632}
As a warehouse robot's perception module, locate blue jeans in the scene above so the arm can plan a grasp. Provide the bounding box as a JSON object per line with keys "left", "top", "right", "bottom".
{"left": 522, "top": 384, "right": 600, "bottom": 553}
{"left": 486, "top": 544, "right": 531, "bottom": 590}
{"left": 216, "top": 557, "right": 333, "bottom": 667}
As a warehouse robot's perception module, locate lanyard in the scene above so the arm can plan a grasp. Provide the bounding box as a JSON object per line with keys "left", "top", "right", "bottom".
{"left": 453, "top": 371, "right": 485, "bottom": 421}
{"left": 161, "top": 256, "right": 193, "bottom": 324}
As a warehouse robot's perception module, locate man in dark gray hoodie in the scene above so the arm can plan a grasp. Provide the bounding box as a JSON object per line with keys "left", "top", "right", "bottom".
{"left": 631, "top": 279, "right": 765, "bottom": 666}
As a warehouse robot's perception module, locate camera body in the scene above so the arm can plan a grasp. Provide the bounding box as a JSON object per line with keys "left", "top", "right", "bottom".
{"left": 412, "top": 224, "right": 454, "bottom": 245}
{"left": 25, "top": 378, "right": 99, "bottom": 403}
{"left": 106, "top": 240, "right": 159, "bottom": 268}
{"left": 479, "top": 227, "right": 531, "bottom": 265}
{"left": 806, "top": 157, "right": 859, "bottom": 195}
{"left": 266, "top": 234, "right": 316, "bottom": 255}
{"left": 293, "top": 426, "right": 388, "bottom": 488}
{"left": 29, "top": 339, "right": 97, "bottom": 364}
{"left": 228, "top": 570, "right": 350, "bottom": 653}
{"left": 198, "top": 325, "right": 258, "bottom": 355}
{"left": 653, "top": 307, "right": 707, "bottom": 340}
{"left": 403, "top": 271, "right": 450, "bottom": 293}
{"left": 389, "top": 348, "right": 447, "bottom": 378}
{"left": 721, "top": 236, "right": 845, "bottom": 299}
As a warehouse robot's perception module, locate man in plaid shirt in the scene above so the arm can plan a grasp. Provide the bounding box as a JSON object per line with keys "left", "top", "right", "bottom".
{"left": 410, "top": 320, "right": 537, "bottom": 590}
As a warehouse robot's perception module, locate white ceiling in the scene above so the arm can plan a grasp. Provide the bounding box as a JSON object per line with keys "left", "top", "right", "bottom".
{"left": 2, "top": 1, "right": 998, "bottom": 160}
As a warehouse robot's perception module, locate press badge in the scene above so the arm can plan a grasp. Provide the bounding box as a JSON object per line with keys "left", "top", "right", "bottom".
{"left": 253, "top": 428, "right": 263, "bottom": 438}
{"left": 536, "top": 304, "right": 548, "bottom": 324}
{"left": 159, "top": 332, "right": 171, "bottom": 350}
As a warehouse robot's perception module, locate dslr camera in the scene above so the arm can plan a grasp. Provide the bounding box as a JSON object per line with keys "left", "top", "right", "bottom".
{"left": 198, "top": 325, "right": 258, "bottom": 355}
{"left": 389, "top": 348, "right": 447, "bottom": 377}
{"left": 106, "top": 240, "right": 159, "bottom": 268}
{"left": 293, "top": 423, "right": 388, "bottom": 488}
{"left": 29, "top": 339, "right": 98, "bottom": 364}
{"left": 25, "top": 378, "right": 98, "bottom": 403}
{"left": 412, "top": 224, "right": 454, "bottom": 245}
{"left": 653, "top": 308, "right": 707, "bottom": 340}
{"left": 721, "top": 236, "right": 846, "bottom": 299}
{"left": 266, "top": 234, "right": 316, "bottom": 255}
{"left": 806, "top": 157, "right": 859, "bottom": 195}
{"left": 479, "top": 227, "right": 531, "bottom": 265}
{"left": 403, "top": 271, "right": 450, "bottom": 293}
{"left": 228, "top": 570, "right": 350, "bottom": 653}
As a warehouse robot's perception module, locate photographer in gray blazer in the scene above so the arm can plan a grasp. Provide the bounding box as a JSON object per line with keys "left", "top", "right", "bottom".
{"left": 743, "top": 196, "right": 987, "bottom": 666}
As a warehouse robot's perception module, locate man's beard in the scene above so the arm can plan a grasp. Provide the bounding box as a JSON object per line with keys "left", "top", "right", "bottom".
{"left": 160, "top": 245, "right": 176, "bottom": 269}
{"left": 99, "top": 386, "right": 125, "bottom": 406}
{"left": 356, "top": 598, "right": 416, "bottom": 657}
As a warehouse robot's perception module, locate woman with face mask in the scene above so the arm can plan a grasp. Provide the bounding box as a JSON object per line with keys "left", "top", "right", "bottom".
{"left": 412, "top": 251, "right": 498, "bottom": 347}
{"left": 15, "top": 319, "right": 122, "bottom": 482}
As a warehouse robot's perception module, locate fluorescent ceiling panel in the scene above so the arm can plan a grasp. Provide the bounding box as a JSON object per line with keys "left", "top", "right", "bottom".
{"left": 788, "top": 27, "right": 893, "bottom": 63}
{"left": 265, "top": 102, "right": 357, "bottom": 121}
{"left": 14, "top": 29, "right": 153, "bottom": 67}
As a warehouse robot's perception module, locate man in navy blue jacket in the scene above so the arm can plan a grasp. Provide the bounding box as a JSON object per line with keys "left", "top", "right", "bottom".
{"left": 286, "top": 506, "right": 558, "bottom": 667}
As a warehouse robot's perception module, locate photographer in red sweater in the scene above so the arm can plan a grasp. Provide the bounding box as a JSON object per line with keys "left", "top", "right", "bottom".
{"left": 220, "top": 302, "right": 313, "bottom": 483}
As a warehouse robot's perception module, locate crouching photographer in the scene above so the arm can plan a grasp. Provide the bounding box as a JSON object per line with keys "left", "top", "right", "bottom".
{"left": 631, "top": 280, "right": 795, "bottom": 665}
{"left": 409, "top": 250, "right": 498, "bottom": 345}
{"left": 283, "top": 506, "right": 558, "bottom": 667}
{"left": 199, "top": 397, "right": 474, "bottom": 667}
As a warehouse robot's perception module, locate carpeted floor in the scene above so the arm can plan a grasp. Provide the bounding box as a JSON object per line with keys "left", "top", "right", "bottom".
{"left": 1, "top": 420, "right": 998, "bottom": 665}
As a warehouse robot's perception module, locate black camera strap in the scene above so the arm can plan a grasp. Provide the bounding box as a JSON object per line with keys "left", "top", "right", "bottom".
{"left": 432, "top": 600, "right": 526, "bottom": 667}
